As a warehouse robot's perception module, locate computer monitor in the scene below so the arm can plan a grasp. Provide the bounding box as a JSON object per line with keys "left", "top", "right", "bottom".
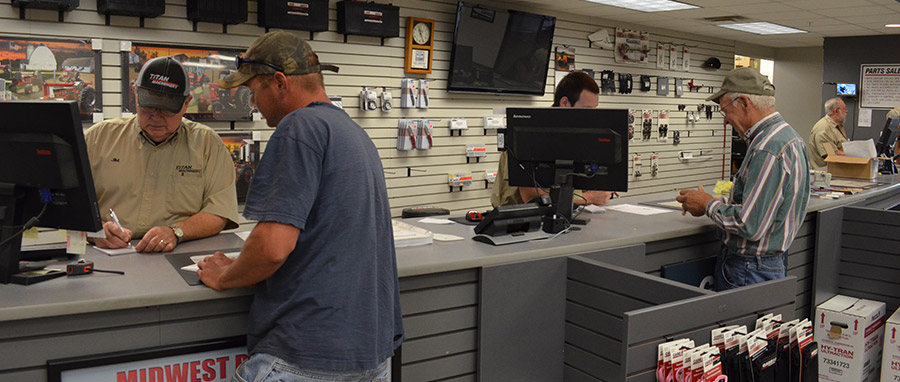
{"left": 0, "top": 101, "right": 102, "bottom": 284}
{"left": 836, "top": 83, "right": 856, "bottom": 97}
{"left": 876, "top": 118, "right": 900, "bottom": 174}
{"left": 503, "top": 108, "right": 628, "bottom": 232}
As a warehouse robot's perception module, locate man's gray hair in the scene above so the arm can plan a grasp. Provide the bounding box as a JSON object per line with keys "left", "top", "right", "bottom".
{"left": 724, "top": 92, "right": 776, "bottom": 110}
{"left": 824, "top": 97, "right": 843, "bottom": 114}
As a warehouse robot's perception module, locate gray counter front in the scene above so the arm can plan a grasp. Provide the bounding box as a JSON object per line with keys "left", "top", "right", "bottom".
{"left": 3, "top": 176, "right": 900, "bottom": 381}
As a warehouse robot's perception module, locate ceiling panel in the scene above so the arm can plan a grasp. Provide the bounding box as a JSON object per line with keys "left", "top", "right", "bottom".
{"left": 496, "top": 0, "right": 898, "bottom": 47}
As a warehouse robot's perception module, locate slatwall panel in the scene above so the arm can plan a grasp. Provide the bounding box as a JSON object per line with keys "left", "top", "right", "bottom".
{"left": 839, "top": 207, "right": 900, "bottom": 313}
{"left": 0, "top": 0, "right": 736, "bottom": 218}
{"left": 565, "top": 256, "right": 796, "bottom": 382}
{"left": 397, "top": 269, "right": 479, "bottom": 382}
{"left": 787, "top": 215, "right": 816, "bottom": 319}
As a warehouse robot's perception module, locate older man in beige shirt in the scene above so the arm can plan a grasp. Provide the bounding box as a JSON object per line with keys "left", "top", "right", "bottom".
{"left": 807, "top": 97, "right": 849, "bottom": 169}
{"left": 85, "top": 57, "right": 239, "bottom": 253}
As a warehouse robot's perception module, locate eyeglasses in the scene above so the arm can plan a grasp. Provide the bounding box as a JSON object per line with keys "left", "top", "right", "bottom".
{"left": 235, "top": 56, "right": 284, "bottom": 73}
{"left": 718, "top": 97, "right": 741, "bottom": 118}
{"left": 139, "top": 106, "right": 177, "bottom": 118}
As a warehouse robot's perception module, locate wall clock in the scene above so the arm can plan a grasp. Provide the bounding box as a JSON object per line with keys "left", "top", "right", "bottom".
{"left": 405, "top": 17, "right": 435, "bottom": 74}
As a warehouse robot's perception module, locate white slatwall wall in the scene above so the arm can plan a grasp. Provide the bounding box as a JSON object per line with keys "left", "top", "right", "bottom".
{"left": 0, "top": 0, "right": 735, "bottom": 219}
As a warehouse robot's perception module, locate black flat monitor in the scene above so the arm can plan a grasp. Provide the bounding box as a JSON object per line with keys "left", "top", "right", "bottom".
{"left": 0, "top": 101, "right": 102, "bottom": 284}
{"left": 876, "top": 118, "right": 900, "bottom": 174}
{"left": 504, "top": 107, "right": 628, "bottom": 232}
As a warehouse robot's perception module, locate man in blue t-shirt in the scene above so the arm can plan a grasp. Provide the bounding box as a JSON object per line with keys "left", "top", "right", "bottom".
{"left": 197, "top": 31, "right": 403, "bottom": 381}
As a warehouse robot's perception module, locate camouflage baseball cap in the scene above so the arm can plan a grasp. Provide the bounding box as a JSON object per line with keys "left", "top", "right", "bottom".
{"left": 707, "top": 67, "right": 775, "bottom": 103}
{"left": 219, "top": 30, "right": 339, "bottom": 89}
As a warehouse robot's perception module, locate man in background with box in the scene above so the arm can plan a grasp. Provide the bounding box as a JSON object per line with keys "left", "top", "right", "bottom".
{"left": 816, "top": 295, "right": 885, "bottom": 382}
{"left": 677, "top": 68, "right": 810, "bottom": 291}
{"left": 808, "top": 97, "right": 850, "bottom": 169}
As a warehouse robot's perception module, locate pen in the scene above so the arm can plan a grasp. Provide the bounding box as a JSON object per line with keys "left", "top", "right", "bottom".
{"left": 108, "top": 208, "right": 132, "bottom": 248}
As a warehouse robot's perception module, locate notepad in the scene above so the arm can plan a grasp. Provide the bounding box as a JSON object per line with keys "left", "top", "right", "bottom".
{"left": 94, "top": 246, "right": 137, "bottom": 256}
{"left": 180, "top": 251, "right": 241, "bottom": 272}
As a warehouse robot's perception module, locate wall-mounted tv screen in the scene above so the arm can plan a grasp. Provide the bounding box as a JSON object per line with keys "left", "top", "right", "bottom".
{"left": 447, "top": 2, "right": 556, "bottom": 96}
{"left": 837, "top": 83, "right": 856, "bottom": 96}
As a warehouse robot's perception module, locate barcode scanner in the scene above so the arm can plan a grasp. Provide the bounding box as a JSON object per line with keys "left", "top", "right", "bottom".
{"left": 465, "top": 210, "right": 483, "bottom": 222}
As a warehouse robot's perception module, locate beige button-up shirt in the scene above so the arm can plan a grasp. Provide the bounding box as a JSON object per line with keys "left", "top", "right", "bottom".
{"left": 84, "top": 116, "right": 239, "bottom": 237}
{"left": 807, "top": 115, "right": 848, "bottom": 169}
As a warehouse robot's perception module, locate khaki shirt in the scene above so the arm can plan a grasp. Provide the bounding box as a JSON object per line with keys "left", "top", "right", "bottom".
{"left": 84, "top": 116, "right": 240, "bottom": 237}
{"left": 807, "top": 115, "right": 848, "bottom": 169}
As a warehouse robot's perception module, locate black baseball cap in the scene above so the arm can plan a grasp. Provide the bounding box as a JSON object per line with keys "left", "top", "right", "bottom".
{"left": 134, "top": 56, "right": 190, "bottom": 113}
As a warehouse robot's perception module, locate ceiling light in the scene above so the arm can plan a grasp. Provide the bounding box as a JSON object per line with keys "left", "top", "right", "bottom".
{"left": 718, "top": 22, "right": 807, "bottom": 35}
{"left": 886, "top": 24, "right": 900, "bottom": 28}
{"left": 584, "top": 0, "right": 699, "bottom": 12}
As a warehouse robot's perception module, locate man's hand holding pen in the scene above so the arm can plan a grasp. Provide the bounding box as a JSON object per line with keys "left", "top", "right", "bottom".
{"left": 94, "top": 220, "right": 134, "bottom": 249}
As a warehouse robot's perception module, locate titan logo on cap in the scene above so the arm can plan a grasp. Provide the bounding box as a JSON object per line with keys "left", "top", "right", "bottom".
{"left": 149, "top": 73, "right": 179, "bottom": 89}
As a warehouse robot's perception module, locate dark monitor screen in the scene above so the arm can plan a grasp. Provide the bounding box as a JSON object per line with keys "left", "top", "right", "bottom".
{"left": 0, "top": 101, "right": 102, "bottom": 283}
{"left": 447, "top": 2, "right": 556, "bottom": 95}
{"left": 877, "top": 118, "right": 900, "bottom": 157}
{"left": 504, "top": 107, "right": 629, "bottom": 192}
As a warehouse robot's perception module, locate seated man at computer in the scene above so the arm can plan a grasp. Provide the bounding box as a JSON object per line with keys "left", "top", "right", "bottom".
{"left": 85, "top": 56, "right": 239, "bottom": 253}
{"left": 490, "top": 71, "right": 613, "bottom": 207}
{"left": 807, "top": 97, "right": 849, "bottom": 169}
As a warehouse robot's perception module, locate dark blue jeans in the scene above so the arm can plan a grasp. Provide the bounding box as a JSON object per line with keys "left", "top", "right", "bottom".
{"left": 714, "top": 246, "right": 786, "bottom": 291}
{"left": 234, "top": 353, "right": 389, "bottom": 382}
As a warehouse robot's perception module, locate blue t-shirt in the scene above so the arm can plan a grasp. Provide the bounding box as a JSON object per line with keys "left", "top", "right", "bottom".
{"left": 242, "top": 102, "right": 403, "bottom": 371}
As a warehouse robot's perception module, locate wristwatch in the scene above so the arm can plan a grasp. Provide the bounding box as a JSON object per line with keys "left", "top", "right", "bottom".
{"left": 168, "top": 224, "right": 184, "bottom": 243}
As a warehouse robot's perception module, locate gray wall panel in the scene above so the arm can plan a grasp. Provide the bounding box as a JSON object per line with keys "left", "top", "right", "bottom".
{"left": 565, "top": 323, "right": 621, "bottom": 364}
{"left": 566, "top": 300, "right": 624, "bottom": 340}
{"left": 402, "top": 330, "right": 476, "bottom": 364}
{"left": 480, "top": 257, "right": 566, "bottom": 382}
{"left": 400, "top": 352, "right": 476, "bottom": 382}
{"left": 0, "top": 368, "right": 44, "bottom": 382}
{"left": 399, "top": 283, "right": 478, "bottom": 316}
{"left": 813, "top": 207, "right": 844, "bottom": 317}
{"left": 564, "top": 366, "right": 603, "bottom": 382}
{"left": 158, "top": 296, "right": 252, "bottom": 320}
{"left": 567, "top": 280, "right": 649, "bottom": 318}
{"left": 568, "top": 257, "right": 706, "bottom": 305}
{"left": 575, "top": 244, "right": 646, "bottom": 270}
{"left": 565, "top": 344, "right": 618, "bottom": 382}
{"left": 0, "top": 306, "right": 156, "bottom": 340}
{"left": 403, "top": 306, "right": 476, "bottom": 339}
{"left": 399, "top": 270, "right": 478, "bottom": 292}
{"left": 0, "top": 326, "right": 159, "bottom": 370}
{"left": 158, "top": 314, "right": 249, "bottom": 345}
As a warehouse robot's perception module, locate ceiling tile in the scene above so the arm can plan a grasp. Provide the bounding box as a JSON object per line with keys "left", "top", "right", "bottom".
{"left": 781, "top": 0, "right": 874, "bottom": 10}
{"left": 710, "top": 3, "right": 797, "bottom": 15}
{"left": 813, "top": 5, "right": 893, "bottom": 17}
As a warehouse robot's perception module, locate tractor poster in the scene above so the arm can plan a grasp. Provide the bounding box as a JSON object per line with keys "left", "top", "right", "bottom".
{"left": 0, "top": 36, "right": 101, "bottom": 120}
{"left": 122, "top": 43, "right": 252, "bottom": 122}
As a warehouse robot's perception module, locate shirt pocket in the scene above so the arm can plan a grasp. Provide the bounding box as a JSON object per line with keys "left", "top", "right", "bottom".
{"left": 166, "top": 173, "right": 205, "bottom": 218}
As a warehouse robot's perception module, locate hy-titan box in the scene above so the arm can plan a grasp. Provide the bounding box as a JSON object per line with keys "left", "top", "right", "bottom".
{"left": 815, "top": 295, "right": 886, "bottom": 382}
{"left": 882, "top": 307, "right": 900, "bottom": 382}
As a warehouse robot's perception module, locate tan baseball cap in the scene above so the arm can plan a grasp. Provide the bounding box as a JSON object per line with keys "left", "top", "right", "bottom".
{"left": 707, "top": 67, "right": 775, "bottom": 103}
{"left": 220, "top": 30, "right": 339, "bottom": 89}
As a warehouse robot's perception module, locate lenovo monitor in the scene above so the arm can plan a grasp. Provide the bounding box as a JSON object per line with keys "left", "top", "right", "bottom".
{"left": 504, "top": 107, "right": 628, "bottom": 232}
{"left": 0, "top": 101, "right": 102, "bottom": 284}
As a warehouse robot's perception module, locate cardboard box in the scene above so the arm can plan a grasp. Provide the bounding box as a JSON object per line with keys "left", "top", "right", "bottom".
{"left": 824, "top": 142, "right": 878, "bottom": 179}
{"left": 815, "top": 295, "right": 886, "bottom": 382}
{"left": 883, "top": 307, "right": 900, "bottom": 382}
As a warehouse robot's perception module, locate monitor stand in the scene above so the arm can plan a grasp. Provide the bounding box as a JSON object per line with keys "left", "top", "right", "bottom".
{"left": 543, "top": 161, "right": 581, "bottom": 234}
{"left": 0, "top": 186, "right": 66, "bottom": 285}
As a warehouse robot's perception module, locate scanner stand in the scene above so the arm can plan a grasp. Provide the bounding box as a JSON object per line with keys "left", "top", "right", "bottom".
{"left": 473, "top": 231, "right": 552, "bottom": 246}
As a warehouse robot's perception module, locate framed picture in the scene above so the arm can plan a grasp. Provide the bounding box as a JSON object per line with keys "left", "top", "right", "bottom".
{"left": 121, "top": 43, "right": 252, "bottom": 122}
{"left": 47, "top": 337, "right": 247, "bottom": 382}
{"left": 0, "top": 36, "right": 102, "bottom": 120}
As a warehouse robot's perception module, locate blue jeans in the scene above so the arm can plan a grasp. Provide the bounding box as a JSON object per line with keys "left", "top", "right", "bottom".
{"left": 234, "top": 353, "right": 389, "bottom": 382}
{"left": 714, "top": 247, "right": 786, "bottom": 291}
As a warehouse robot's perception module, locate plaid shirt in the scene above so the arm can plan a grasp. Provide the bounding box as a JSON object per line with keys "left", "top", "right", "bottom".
{"left": 706, "top": 112, "right": 810, "bottom": 256}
